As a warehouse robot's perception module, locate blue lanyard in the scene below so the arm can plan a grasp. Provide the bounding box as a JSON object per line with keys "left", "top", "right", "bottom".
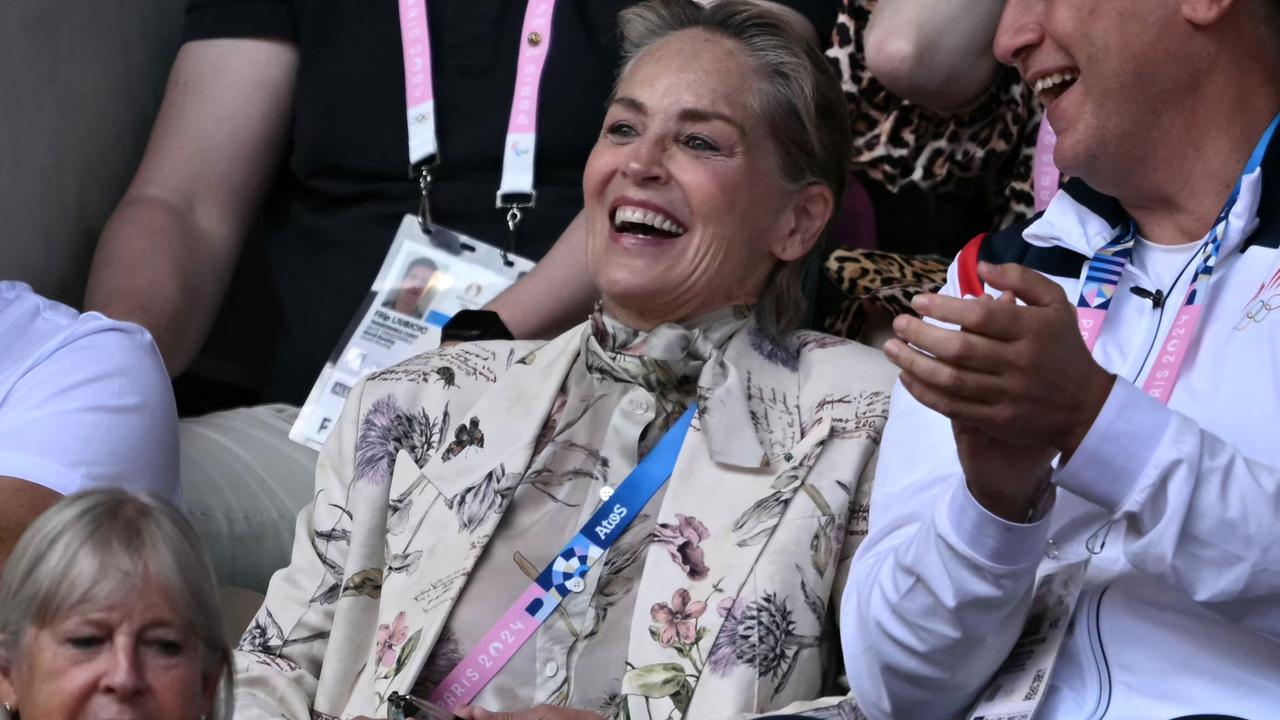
{"left": 430, "top": 404, "right": 698, "bottom": 709}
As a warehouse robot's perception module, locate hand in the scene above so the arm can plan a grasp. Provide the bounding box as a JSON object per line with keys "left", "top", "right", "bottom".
{"left": 884, "top": 262, "right": 1115, "bottom": 519}
{"left": 455, "top": 705, "right": 604, "bottom": 720}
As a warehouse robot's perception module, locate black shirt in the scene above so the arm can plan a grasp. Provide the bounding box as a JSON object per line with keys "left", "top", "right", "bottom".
{"left": 183, "top": 0, "right": 836, "bottom": 403}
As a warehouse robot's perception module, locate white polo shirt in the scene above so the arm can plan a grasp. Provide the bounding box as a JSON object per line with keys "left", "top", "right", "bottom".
{"left": 0, "top": 282, "right": 178, "bottom": 500}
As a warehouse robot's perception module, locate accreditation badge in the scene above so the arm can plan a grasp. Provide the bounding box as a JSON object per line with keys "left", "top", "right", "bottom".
{"left": 966, "top": 559, "right": 1088, "bottom": 720}
{"left": 290, "top": 214, "right": 533, "bottom": 450}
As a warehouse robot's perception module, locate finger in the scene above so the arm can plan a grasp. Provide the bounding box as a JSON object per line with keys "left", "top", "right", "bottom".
{"left": 898, "top": 370, "right": 1005, "bottom": 427}
{"left": 891, "top": 314, "right": 1006, "bottom": 371}
{"left": 979, "top": 262, "right": 1069, "bottom": 308}
{"left": 884, "top": 339, "right": 1004, "bottom": 401}
{"left": 910, "top": 292, "right": 1025, "bottom": 342}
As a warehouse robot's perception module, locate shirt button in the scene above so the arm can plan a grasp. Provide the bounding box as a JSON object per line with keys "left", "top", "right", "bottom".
{"left": 599, "top": 486, "right": 615, "bottom": 502}
{"left": 544, "top": 660, "right": 560, "bottom": 677}
{"left": 631, "top": 398, "right": 650, "bottom": 415}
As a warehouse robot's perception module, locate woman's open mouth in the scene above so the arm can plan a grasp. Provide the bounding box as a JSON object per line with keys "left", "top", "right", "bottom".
{"left": 611, "top": 203, "right": 688, "bottom": 241}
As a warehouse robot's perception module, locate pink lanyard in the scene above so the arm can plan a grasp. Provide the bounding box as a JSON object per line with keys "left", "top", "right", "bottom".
{"left": 1032, "top": 118, "right": 1060, "bottom": 213}
{"left": 1073, "top": 114, "right": 1279, "bottom": 405}
{"left": 398, "top": 0, "right": 558, "bottom": 251}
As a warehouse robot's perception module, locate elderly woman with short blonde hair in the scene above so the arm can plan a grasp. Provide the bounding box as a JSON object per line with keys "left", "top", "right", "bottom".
{"left": 0, "top": 490, "right": 231, "bottom": 720}
{"left": 233, "top": 1, "right": 894, "bottom": 718}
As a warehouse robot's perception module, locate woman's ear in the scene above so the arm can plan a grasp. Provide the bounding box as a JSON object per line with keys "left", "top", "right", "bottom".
{"left": 1179, "top": 0, "right": 1236, "bottom": 26}
{"left": 0, "top": 653, "right": 18, "bottom": 715}
{"left": 772, "top": 183, "right": 835, "bottom": 262}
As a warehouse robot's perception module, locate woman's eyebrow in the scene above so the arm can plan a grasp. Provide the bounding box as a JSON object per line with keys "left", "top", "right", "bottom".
{"left": 676, "top": 108, "right": 746, "bottom": 135}
{"left": 608, "top": 97, "right": 745, "bottom": 135}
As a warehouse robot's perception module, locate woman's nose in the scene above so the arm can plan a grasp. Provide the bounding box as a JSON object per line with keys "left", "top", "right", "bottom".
{"left": 620, "top": 137, "right": 669, "bottom": 184}
{"left": 100, "top": 643, "right": 145, "bottom": 699}
{"left": 993, "top": 0, "right": 1045, "bottom": 67}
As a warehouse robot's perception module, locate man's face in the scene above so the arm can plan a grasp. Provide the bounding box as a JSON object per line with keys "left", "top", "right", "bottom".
{"left": 994, "top": 0, "right": 1190, "bottom": 186}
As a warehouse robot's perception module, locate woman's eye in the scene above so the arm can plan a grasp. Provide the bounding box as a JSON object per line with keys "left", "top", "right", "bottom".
{"left": 681, "top": 134, "right": 720, "bottom": 153}
{"left": 146, "top": 639, "right": 185, "bottom": 656}
{"left": 65, "top": 635, "right": 105, "bottom": 650}
{"left": 604, "top": 121, "right": 638, "bottom": 139}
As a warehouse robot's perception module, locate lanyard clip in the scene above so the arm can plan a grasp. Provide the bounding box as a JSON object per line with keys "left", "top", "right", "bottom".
{"left": 415, "top": 158, "right": 439, "bottom": 234}
{"left": 496, "top": 191, "right": 536, "bottom": 266}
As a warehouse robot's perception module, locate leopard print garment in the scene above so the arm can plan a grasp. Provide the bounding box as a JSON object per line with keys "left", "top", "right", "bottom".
{"left": 827, "top": 0, "right": 1043, "bottom": 231}
{"left": 821, "top": 249, "right": 950, "bottom": 341}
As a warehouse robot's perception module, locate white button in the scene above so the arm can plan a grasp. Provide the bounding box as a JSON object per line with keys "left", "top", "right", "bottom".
{"left": 599, "top": 486, "right": 615, "bottom": 502}
{"left": 544, "top": 660, "right": 560, "bottom": 677}
{"left": 631, "top": 398, "right": 650, "bottom": 415}
{"left": 565, "top": 576, "right": 587, "bottom": 593}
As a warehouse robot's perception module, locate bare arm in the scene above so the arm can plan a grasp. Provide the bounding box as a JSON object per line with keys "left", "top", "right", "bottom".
{"left": 863, "top": 0, "right": 1005, "bottom": 113}
{"left": 0, "top": 478, "right": 61, "bottom": 574}
{"left": 484, "top": 211, "right": 600, "bottom": 339}
{"left": 85, "top": 39, "right": 298, "bottom": 375}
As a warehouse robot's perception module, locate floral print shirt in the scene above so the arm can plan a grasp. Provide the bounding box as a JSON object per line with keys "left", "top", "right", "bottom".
{"left": 233, "top": 309, "right": 895, "bottom": 720}
{"left": 411, "top": 308, "right": 746, "bottom": 712}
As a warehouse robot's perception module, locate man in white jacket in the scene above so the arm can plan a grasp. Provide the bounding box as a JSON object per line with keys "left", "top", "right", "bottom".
{"left": 842, "top": 0, "right": 1280, "bottom": 718}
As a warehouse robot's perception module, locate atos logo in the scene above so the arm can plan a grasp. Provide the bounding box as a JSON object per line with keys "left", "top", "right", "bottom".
{"left": 1235, "top": 268, "right": 1280, "bottom": 331}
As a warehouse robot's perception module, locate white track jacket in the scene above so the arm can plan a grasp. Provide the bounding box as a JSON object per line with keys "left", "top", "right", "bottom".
{"left": 842, "top": 145, "right": 1280, "bottom": 719}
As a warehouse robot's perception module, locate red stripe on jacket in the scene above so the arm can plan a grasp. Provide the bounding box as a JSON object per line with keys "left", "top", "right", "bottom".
{"left": 956, "top": 233, "right": 986, "bottom": 298}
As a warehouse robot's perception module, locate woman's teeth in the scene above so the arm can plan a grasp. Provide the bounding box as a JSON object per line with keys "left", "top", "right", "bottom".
{"left": 612, "top": 205, "right": 687, "bottom": 236}
{"left": 1033, "top": 70, "right": 1079, "bottom": 101}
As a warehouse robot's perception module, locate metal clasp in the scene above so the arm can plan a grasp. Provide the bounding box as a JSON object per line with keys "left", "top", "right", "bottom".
{"left": 496, "top": 191, "right": 536, "bottom": 265}
{"left": 414, "top": 157, "right": 439, "bottom": 234}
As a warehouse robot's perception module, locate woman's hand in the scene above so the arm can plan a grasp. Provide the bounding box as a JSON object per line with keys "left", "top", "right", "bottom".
{"left": 455, "top": 704, "right": 604, "bottom": 720}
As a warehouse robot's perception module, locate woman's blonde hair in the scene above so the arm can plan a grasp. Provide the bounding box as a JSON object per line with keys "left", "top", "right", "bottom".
{"left": 0, "top": 490, "right": 232, "bottom": 719}
{"left": 618, "top": 0, "right": 853, "bottom": 335}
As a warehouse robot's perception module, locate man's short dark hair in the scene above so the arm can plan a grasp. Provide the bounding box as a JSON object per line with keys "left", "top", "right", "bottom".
{"left": 405, "top": 257, "right": 437, "bottom": 275}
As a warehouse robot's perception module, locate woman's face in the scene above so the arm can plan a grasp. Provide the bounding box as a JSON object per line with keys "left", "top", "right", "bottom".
{"left": 1, "top": 576, "right": 217, "bottom": 720}
{"left": 584, "top": 29, "right": 824, "bottom": 329}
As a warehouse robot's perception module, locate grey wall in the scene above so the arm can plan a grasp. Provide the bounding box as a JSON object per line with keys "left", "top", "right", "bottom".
{"left": 0, "top": 0, "right": 184, "bottom": 307}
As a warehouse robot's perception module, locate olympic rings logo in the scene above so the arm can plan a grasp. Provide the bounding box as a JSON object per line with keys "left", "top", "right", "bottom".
{"left": 1234, "top": 293, "right": 1280, "bottom": 331}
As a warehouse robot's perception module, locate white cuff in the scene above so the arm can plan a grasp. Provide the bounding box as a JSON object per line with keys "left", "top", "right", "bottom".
{"left": 1053, "top": 379, "right": 1173, "bottom": 512}
{"left": 939, "top": 476, "right": 1053, "bottom": 569}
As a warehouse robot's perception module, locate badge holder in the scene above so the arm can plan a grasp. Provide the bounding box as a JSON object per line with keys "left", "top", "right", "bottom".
{"left": 965, "top": 560, "right": 1089, "bottom": 720}
{"left": 290, "top": 212, "right": 533, "bottom": 450}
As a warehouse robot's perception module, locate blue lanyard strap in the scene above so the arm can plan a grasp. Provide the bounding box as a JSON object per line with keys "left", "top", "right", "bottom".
{"left": 429, "top": 404, "right": 698, "bottom": 709}
{"left": 531, "top": 403, "right": 696, "bottom": 602}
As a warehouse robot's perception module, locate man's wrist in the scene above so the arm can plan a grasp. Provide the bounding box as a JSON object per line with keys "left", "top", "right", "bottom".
{"left": 1057, "top": 370, "right": 1116, "bottom": 463}
{"left": 966, "top": 466, "right": 1054, "bottom": 524}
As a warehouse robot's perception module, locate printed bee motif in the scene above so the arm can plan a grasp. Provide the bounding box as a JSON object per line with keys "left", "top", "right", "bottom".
{"left": 441, "top": 417, "right": 484, "bottom": 461}
{"left": 432, "top": 366, "right": 458, "bottom": 389}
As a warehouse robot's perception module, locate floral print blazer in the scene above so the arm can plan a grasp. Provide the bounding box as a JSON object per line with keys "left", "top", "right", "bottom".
{"left": 233, "top": 318, "right": 895, "bottom": 719}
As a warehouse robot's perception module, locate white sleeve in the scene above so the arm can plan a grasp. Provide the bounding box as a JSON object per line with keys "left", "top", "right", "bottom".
{"left": 1054, "top": 379, "right": 1280, "bottom": 639}
{"left": 840, "top": 377, "right": 1050, "bottom": 720}
{"left": 0, "top": 319, "right": 178, "bottom": 501}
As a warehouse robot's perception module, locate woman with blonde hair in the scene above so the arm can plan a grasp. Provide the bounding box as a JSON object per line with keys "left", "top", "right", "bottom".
{"left": 0, "top": 490, "right": 231, "bottom": 720}
{"left": 235, "top": 1, "right": 892, "bottom": 717}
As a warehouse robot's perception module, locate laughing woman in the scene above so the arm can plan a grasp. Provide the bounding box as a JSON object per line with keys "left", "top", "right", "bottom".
{"left": 233, "top": 1, "right": 894, "bottom": 718}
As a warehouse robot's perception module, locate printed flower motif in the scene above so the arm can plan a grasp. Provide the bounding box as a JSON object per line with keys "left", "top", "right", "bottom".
{"left": 418, "top": 629, "right": 463, "bottom": 694}
{"left": 707, "top": 597, "right": 745, "bottom": 675}
{"left": 748, "top": 326, "right": 800, "bottom": 371}
{"left": 650, "top": 588, "right": 707, "bottom": 647}
{"left": 446, "top": 464, "right": 506, "bottom": 532}
{"left": 374, "top": 612, "right": 411, "bottom": 669}
{"left": 355, "top": 395, "right": 403, "bottom": 486}
{"left": 707, "top": 592, "right": 800, "bottom": 680}
{"left": 653, "top": 513, "right": 711, "bottom": 581}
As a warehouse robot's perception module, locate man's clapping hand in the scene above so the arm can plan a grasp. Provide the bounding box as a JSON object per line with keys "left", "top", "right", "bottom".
{"left": 883, "top": 261, "right": 1115, "bottom": 521}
